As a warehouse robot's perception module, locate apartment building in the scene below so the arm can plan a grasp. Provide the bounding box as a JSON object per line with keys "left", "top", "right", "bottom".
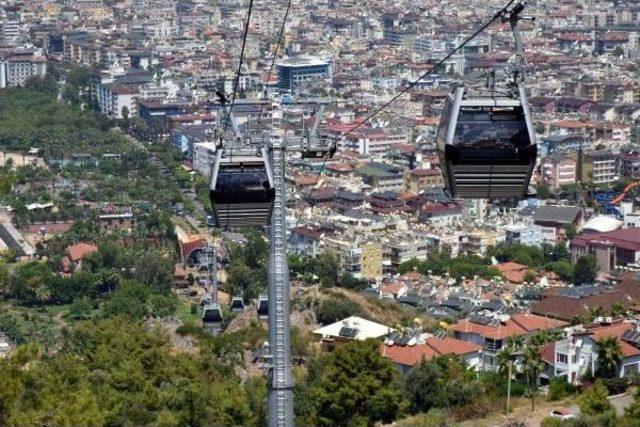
{"left": 341, "top": 128, "right": 408, "bottom": 156}
{"left": 324, "top": 237, "right": 383, "bottom": 281}
{"left": 388, "top": 240, "right": 428, "bottom": 272}
{"left": 0, "top": 51, "right": 47, "bottom": 88}
{"left": 581, "top": 150, "right": 620, "bottom": 185}
{"left": 192, "top": 142, "right": 218, "bottom": 177}
{"left": 451, "top": 314, "right": 567, "bottom": 372}
{"left": 570, "top": 228, "right": 640, "bottom": 272}
{"left": 356, "top": 163, "right": 404, "bottom": 191}
{"left": 504, "top": 223, "right": 545, "bottom": 247}
{"left": 63, "top": 33, "right": 102, "bottom": 65}
{"left": 276, "top": 57, "right": 332, "bottom": 92}
{"left": 540, "top": 154, "right": 577, "bottom": 192}
{"left": 404, "top": 168, "right": 444, "bottom": 193}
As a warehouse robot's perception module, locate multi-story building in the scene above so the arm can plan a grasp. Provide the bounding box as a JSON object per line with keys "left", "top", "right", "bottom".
{"left": 276, "top": 57, "right": 332, "bottom": 92}
{"left": 192, "top": 142, "right": 218, "bottom": 177}
{"left": 356, "top": 162, "right": 404, "bottom": 191}
{"left": 324, "top": 237, "right": 383, "bottom": 281}
{"left": 96, "top": 83, "right": 140, "bottom": 119}
{"left": 547, "top": 321, "right": 640, "bottom": 384}
{"left": 404, "top": 168, "right": 444, "bottom": 193}
{"left": 388, "top": 240, "right": 428, "bottom": 272}
{"left": 451, "top": 314, "right": 567, "bottom": 371}
{"left": 332, "top": 190, "right": 365, "bottom": 212}
{"left": 540, "top": 154, "right": 577, "bottom": 192}
{"left": 581, "top": 150, "right": 620, "bottom": 185}
{"left": 2, "top": 13, "right": 20, "bottom": 44}
{"left": 621, "top": 153, "right": 640, "bottom": 178}
{"left": 0, "top": 51, "right": 47, "bottom": 88}
{"left": 570, "top": 228, "right": 640, "bottom": 272}
{"left": 504, "top": 224, "right": 545, "bottom": 247}
{"left": 340, "top": 128, "right": 408, "bottom": 156}
{"left": 63, "top": 33, "right": 102, "bottom": 65}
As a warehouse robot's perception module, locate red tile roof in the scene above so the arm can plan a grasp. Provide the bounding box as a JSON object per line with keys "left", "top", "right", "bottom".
{"left": 67, "top": 243, "right": 98, "bottom": 262}
{"left": 451, "top": 314, "right": 566, "bottom": 340}
{"left": 381, "top": 336, "right": 481, "bottom": 367}
{"left": 588, "top": 321, "right": 640, "bottom": 358}
{"left": 571, "top": 228, "right": 640, "bottom": 252}
{"left": 495, "top": 262, "right": 530, "bottom": 283}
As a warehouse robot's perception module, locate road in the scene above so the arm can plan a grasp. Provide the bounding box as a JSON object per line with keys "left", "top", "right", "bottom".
{"left": 123, "top": 132, "right": 211, "bottom": 232}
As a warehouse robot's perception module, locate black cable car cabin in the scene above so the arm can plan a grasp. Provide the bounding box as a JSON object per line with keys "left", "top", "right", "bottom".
{"left": 202, "top": 303, "right": 223, "bottom": 323}
{"left": 209, "top": 148, "right": 275, "bottom": 229}
{"left": 257, "top": 294, "right": 268, "bottom": 320}
{"left": 231, "top": 296, "right": 245, "bottom": 313}
{"left": 437, "top": 86, "right": 537, "bottom": 200}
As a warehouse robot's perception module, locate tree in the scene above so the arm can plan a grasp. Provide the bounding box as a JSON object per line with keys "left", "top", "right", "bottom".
{"left": 578, "top": 380, "right": 616, "bottom": 425}
{"left": 623, "top": 388, "right": 640, "bottom": 425}
{"left": 573, "top": 255, "right": 597, "bottom": 285}
{"left": 133, "top": 251, "right": 173, "bottom": 293}
{"left": 0, "top": 318, "right": 253, "bottom": 426}
{"left": 521, "top": 345, "right": 544, "bottom": 411}
{"left": 315, "top": 296, "right": 364, "bottom": 325}
{"left": 544, "top": 260, "right": 574, "bottom": 281}
{"left": 308, "top": 339, "right": 406, "bottom": 426}
{"left": 404, "top": 356, "right": 483, "bottom": 415}
{"left": 596, "top": 336, "right": 622, "bottom": 378}
{"left": 563, "top": 224, "right": 578, "bottom": 241}
{"left": 313, "top": 252, "right": 340, "bottom": 286}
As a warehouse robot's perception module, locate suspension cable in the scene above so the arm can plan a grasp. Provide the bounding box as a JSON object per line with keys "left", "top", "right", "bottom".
{"left": 335, "top": 0, "right": 518, "bottom": 140}
{"left": 221, "top": 0, "right": 255, "bottom": 141}
{"left": 256, "top": 0, "right": 292, "bottom": 134}
{"left": 288, "top": 0, "right": 521, "bottom": 242}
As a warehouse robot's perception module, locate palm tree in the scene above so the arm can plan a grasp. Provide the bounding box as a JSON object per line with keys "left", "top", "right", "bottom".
{"left": 522, "top": 345, "right": 544, "bottom": 411}
{"left": 497, "top": 346, "right": 515, "bottom": 376}
{"left": 597, "top": 336, "right": 622, "bottom": 378}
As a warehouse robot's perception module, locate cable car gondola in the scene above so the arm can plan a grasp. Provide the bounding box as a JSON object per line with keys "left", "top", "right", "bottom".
{"left": 203, "top": 303, "right": 223, "bottom": 334}
{"left": 437, "top": 3, "right": 537, "bottom": 200}
{"left": 437, "top": 86, "right": 537, "bottom": 199}
{"left": 209, "top": 147, "right": 275, "bottom": 229}
{"left": 231, "top": 295, "right": 245, "bottom": 313}
{"left": 257, "top": 294, "right": 268, "bottom": 320}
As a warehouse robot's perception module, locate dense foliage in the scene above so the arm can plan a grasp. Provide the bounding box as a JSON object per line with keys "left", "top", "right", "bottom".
{"left": 0, "top": 318, "right": 260, "bottom": 426}
{"left": 399, "top": 246, "right": 500, "bottom": 281}
{"left": 295, "top": 339, "right": 406, "bottom": 426}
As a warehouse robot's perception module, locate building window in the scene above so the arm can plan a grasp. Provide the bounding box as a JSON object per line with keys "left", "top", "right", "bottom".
{"left": 572, "top": 354, "right": 578, "bottom": 364}
{"left": 557, "top": 353, "right": 568, "bottom": 364}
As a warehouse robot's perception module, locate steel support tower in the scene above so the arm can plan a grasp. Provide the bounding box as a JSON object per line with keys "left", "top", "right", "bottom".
{"left": 267, "top": 137, "right": 294, "bottom": 427}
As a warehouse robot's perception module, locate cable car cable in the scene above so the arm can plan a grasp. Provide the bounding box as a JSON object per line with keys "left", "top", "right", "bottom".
{"left": 334, "top": 0, "right": 519, "bottom": 141}
{"left": 221, "top": 0, "right": 255, "bottom": 143}
{"left": 256, "top": 0, "right": 293, "bottom": 134}
{"left": 286, "top": 0, "right": 522, "bottom": 238}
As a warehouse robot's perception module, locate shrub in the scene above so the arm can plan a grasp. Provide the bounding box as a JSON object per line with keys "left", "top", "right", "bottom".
{"left": 548, "top": 377, "right": 578, "bottom": 401}
{"left": 316, "top": 297, "right": 364, "bottom": 325}
{"left": 601, "top": 377, "right": 629, "bottom": 395}
{"left": 175, "top": 322, "right": 208, "bottom": 338}
{"left": 540, "top": 417, "right": 563, "bottom": 427}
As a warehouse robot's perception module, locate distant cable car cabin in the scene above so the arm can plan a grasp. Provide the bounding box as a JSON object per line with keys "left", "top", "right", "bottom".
{"left": 209, "top": 147, "right": 275, "bottom": 229}
{"left": 257, "top": 294, "right": 269, "bottom": 320}
{"left": 231, "top": 296, "right": 245, "bottom": 313}
{"left": 202, "top": 302, "right": 223, "bottom": 334}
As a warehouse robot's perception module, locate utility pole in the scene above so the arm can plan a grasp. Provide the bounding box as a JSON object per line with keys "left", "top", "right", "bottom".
{"left": 506, "top": 360, "right": 513, "bottom": 415}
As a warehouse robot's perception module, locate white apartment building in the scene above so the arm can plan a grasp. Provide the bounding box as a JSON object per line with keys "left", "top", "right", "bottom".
{"left": 0, "top": 52, "right": 47, "bottom": 88}
{"left": 341, "top": 129, "right": 408, "bottom": 156}
{"left": 193, "top": 142, "right": 218, "bottom": 177}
